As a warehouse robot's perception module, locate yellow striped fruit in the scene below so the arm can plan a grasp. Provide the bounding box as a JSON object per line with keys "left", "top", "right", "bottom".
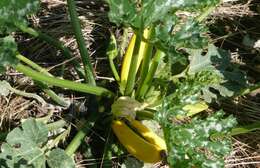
{"left": 120, "top": 29, "right": 152, "bottom": 90}
{"left": 112, "top": 119, "right": 166, "bottom": 163}
{"left": 129, "top": 119, "right": 167, "bottom": 150}
{"left": 120, "top": 34, "right": 136, "bottom": 86}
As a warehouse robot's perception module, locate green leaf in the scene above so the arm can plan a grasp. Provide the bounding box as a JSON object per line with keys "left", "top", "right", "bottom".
{"left": 141, "top": 0, "right": 177, "bottom": 27}
{"left": 47, "top": 149, "right": 75, "bottom": 168}
{"left": 188, "top": 44, "right": 248, "bottom": 102}
{"left": 106, "top": 0, "right": 139, "bottom": 27}
{"left": 0, "top": 119, "right": 47, "bottom": 168}
{"left": 155, "top": 70, "right": 236, "bottom": 167}
{"left": 3, "top": 118, "right": 48, "bottom": 168}
{"left": 188, "top": 44, "right": 229, "bottom": 74}
{"left": 151, "top": 19, "right": 208, "bottom": 67}
{"left": 172, "top": 20, "right": 208, "bottom": 49}
{"left": 6, "top": 118, "right": 48, "bottom": 146}
{"left": 0, "top": 143, "right": 31, "bottom": 168}
{"left": 157, "top": 70, "right": 222, "bottom": 119}
{"left": 0, "top": 0, "right": 39, "bottom": 33}
{"left": 170, "top": 0, "right": 220, "bottom": 10}
{"left": 0, "top": 119, "right": 75, "bottom": 168}
{"left": 163, "top": 111, "right": 236, "bottom": 168}
{"left": 0, "top": 36, "right": 18, "bottom": 73}
{"left": 153, "top": 18, "right": 208, "bottom": 50}
{"left": 106, "top": 0, "right": 220, "bottom": 29}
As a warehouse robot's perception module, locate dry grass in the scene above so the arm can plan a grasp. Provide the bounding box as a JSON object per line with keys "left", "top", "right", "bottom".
{"left": 209, "top": 1, "right": 260, "bottom": 167}
{"left": 0, "top": 95, "right": 43, "bottom": 131}
{"left": 226, "top": 136, "right": 260, "bottom": 168}
{"left": 213, "top": 0, "right": 256, "bottom": 19}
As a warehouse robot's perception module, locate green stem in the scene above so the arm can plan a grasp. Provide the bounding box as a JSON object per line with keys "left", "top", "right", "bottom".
{"left": 107, "top": 33, "right": 120, "bottom": 82}
{"left": 47, "top": 119, "right": 67, "bottom": 131}
{"left": 39, "top": 83, "right": 69, "bottom": 107}
{"left": 5, "top": 82, "right": 47, "bottom": 105}
{"left": 65, "top": 0, "right": 99, "bottom": 154}
{"left": 211, "top": 122, "right": 260, "bottom": 139}
{"left": 16, "top": 54, "right": 69, "bottom": 107}
{"left": 67, "top": 0, "right": 96, "bottom": 86}
{"left": 15, "top": 24, "right": 86, "bottom": 81}
{"left": 230, "top": 122, "right": 260, "bottom": 136}
{"left": 16, "top": 54, "right": 51, "bottom": 76}
{"left": 65, "top": 127, "right": 90, "bottom": 156}
{"left": 138, "top": 43, "right": 153, "bottom": 83}
{"left": 109, "top": 58, "right": 120, "bottom": 82}
{"left": 15, "top": 63, "right": 114, "bottom": 98}
{"left": 137, "top": 50, "right": 165, "bottom": 100}
{"left": 239, "top": 83, "right": 260, "bottom": 96}
{"left": 124, "top": 32, "right": 142, "bottom": 96}
{"left": 136, "top": 28, "right": 154, "bottom": 97}
{"left": 136, "top": 110, "right": 154, "bottom": 120}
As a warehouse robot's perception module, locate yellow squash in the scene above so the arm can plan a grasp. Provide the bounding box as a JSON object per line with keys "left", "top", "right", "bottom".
{"left": 129, "top": 119, "right": 167, "bottom": 150}
{"left": 120, "top": 34, "right": 136, "bottom": 86}
{"left": 120, "top": 29, "right": 151, "bottom": 89}
{"left": 112, "top": 119, "right": 166, "bottom": 163}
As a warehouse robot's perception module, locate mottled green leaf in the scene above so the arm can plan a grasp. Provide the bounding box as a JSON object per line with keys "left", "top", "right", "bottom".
{"left": 0, "top": 143, "right": 31, "bottom": 168}
{"left": 0, "top": 36, "right": 18, "bottom": 73}
{"left": 0, "top": 118, "right": 49, "bottom": 168}
{"left": 156, "top": 71, "right": 236, "bottom": 167}
{"left": 7, "top": 118, "right": 48, "bottom": 146}
{"left": 173, "top": 20, "right": 208, "bottom": 49}
{"left": 107, "top": 0, "right": 220, "bottom": 29}
{"left": 188, "top": 44, "right": 229, "bottom": 74}
{"left": 188, "top": 45, "right": 248, "bottom": 102}
{"left": 0, "top": 0, "right": 39, "bottom": 33}
{"left": 157, "top": 70, "right": 222, "bottom": 119}
{"left": 165, "top": 111, "right": 236, "bottom": 168}
{"left": 106, "top": 0, "right": 139, "bottom": 27}
{"left": 47, "top": 149, "right": 75, "bottom": 168}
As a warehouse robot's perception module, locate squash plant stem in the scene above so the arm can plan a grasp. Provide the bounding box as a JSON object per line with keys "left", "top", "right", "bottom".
{"left": 16, "top": 54, "right": 52, "bottom": 76}
{"left": 64, "top": 0, "right": 100, "bottom": 156}
{"left": 65, "top": 127, "right": 88, "bottom": 156}
{"left": 67, "top": 0, "right": 96, "bottom": 86}
{"left": 109, "top": 58, "right": 120, "bottom": 82}
{"left": 65, "top": 0, "right": 99, "bottom": 156}
{"left": 137, "top": 50, "right": 165, "bottom": 99}
{"left": 15, "top": 63, "right": 114, "bottom": 97}
{"left": 16, "top": 54, "right": 69, "bottom": 107}
{"left": 47, "top": 119, "right": 67, "bottom": 131}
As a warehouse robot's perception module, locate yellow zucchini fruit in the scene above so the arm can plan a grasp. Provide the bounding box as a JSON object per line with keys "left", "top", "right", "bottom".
{"left": 120, "top": 34, "right": 136, "bottom": 86}
{"left": 120, "top": 29, "right": 151, "bottom": 89}
{"left": 112, "top": 119, "right": 166, "bottom": 163}
{"left": 129, "top": 119, "right": 167, "bottom": 150}
{"left": 136, "top": 28, "right": 151, "bottom": 74}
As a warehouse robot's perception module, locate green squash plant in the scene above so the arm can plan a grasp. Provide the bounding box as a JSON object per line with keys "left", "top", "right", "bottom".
{"left": 0, "top": 0, "right": 260, "bottom": 167}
